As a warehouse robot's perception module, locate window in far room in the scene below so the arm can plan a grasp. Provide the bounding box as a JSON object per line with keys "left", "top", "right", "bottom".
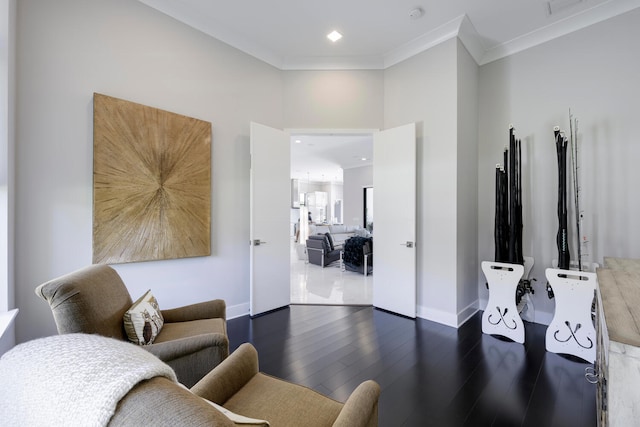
{"left": 363, "top": 186, "right": 373, "bottom": 233}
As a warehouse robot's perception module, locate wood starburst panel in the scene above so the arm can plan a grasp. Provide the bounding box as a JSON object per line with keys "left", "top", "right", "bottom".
{"left": 93, "top": 93, "right": 211, "bottom": 264}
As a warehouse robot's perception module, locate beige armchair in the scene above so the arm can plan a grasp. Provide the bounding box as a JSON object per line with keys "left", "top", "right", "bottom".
{"left": 0, "top": 333, "right": 379, "bottom": 426}
{"left": 35, "top": 264, "right": 228, "bottom": 387}
{"left": 188, "top": 343, "right": 380, "bottom": 427}
{"left": 113, "top": 343, "right": 380, "bottom": 426}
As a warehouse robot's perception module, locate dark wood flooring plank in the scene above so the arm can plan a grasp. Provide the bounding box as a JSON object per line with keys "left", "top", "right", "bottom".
{"left": 226, "top": 306, "right": 596, "bottom": 427}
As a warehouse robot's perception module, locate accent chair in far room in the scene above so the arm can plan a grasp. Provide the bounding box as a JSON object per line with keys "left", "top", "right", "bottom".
{"left": 306, "top": 234, "right": 343, "bottom": 267}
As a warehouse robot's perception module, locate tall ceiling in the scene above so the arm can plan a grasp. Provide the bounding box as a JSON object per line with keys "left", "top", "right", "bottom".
{"left": 138, "top": 0, "right": 638, "bottom": 69}
{"left": 290, "top": 133, "right": 373, "bottom": 183}
{"left": 137, "top": 0, "right": 639, "bottom": 182}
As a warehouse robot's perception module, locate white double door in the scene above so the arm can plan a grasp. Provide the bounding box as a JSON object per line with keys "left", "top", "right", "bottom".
{"left": 249, "top": 122, "right": 416, "bottom": 318}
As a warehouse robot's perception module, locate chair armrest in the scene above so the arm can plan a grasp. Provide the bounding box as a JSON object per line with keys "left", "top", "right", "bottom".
{"left": 333, "top": 380, "right": 381, "bottom": 427}
{"left": 161, "top": 299, "right": 226, "bottom": 322}
{"left": 190, "top": 343, "right": 259, "bottom": 405}
{"left": 145, "top": 333, "right": 228, "bottom": 363}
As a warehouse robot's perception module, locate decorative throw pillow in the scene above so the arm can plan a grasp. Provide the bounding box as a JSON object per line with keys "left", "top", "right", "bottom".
{"left": 354, "top": 227, "right": 372, "bottom": 238}
{"left": 123, "top": 290, "right": 164, "bottom": 345}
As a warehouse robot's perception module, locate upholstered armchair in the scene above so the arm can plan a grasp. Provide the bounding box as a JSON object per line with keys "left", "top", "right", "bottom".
{"left": 343, "top": 236, "right": 373, "bottom": 276}
{"left": 188, "top": 343, "right": 380, "bottom": 427}
{"left": 0, "top": 334, "right": 379, "bottom": 427}
{"left": 35, "top": 264, "right": 228, "bottom": 387}
{"left": 306, "top": 234, "right": 343, "bottom": 267}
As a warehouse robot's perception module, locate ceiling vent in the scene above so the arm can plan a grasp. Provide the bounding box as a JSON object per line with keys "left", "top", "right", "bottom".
{"left": 409, "top": 8, "right": 424, "bottom": 19}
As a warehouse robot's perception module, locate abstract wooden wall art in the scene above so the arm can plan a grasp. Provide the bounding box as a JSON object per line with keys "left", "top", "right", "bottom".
{"left": 93, "top": 93, "right": 211, "bottom": 264}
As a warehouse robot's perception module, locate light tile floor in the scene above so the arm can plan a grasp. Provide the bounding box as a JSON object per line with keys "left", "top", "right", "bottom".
{"left": 290, "top": 240, "right": 373, "bottom": 305}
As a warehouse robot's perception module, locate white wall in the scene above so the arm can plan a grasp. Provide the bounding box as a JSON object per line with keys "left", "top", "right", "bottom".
{"left": 282, "top": 70, "right": 382, "bottom": 229}
{"left": 456, "top": 40, "right": 479, "bottom": 324}
{"left": 14, "top": 1, "right": 640, "bottom": 342}
{"left": 477, "top": 9, "right": 640, "bottom": 324}
{"left": 0, "top": 0, "right": 16, "bottom": 351}
{"left": 283, "top": 70, "right": 383, "bottom": 129}
{"left": 343, "top": 166, "right": 373, "bottom": 228}
{"left": 15, "top": 0, "right": 283, "bottom": 342}
{"left": 384, "top": 39, "right": 461, "bottom": 326}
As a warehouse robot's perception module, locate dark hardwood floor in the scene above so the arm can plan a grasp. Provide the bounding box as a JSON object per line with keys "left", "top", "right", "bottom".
{"left": 227, "top": 305, "right": 596, "bottom": 427}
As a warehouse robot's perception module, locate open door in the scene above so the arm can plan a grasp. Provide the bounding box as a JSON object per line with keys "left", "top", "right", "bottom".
{"left": 249, "top": 122, "right": 290, "bottom": 316}
{"left": 373, "top": 123, "right": 416, "bottom": 318}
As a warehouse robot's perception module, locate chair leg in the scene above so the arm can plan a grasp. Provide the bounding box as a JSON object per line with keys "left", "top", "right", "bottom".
{"left": 364, "top": 254, "right": 368, "bottom": 277}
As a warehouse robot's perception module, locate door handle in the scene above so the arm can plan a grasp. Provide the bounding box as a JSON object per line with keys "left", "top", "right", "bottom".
{"left": 401, "top": 241, "right": 414, "bottom": 248}
{"left": 251, "top": 239, "right": 267, "bottom": 246}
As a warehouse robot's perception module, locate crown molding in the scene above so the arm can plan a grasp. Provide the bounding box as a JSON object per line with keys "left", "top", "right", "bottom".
{"left": 457, "top": 15, "right": 486, "bottom": 65}
{"left": 281, "top": 56, "right": 384, "bottom": 71}
{"left": 138, "top": 0, "right": 284, "bottom": 69}
{"left": 383, "top": 16, "right": 465, "bottom": 68}
{"left": 479, "top": 0, "right": 640, "bottom": 65}
{"left": 139, "top": 0, "right": 640, "bottom": 70}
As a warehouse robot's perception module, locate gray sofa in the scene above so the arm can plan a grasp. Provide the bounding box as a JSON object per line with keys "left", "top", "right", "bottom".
{"left": 309, "top": 224, "right": 371, "bottom": 247}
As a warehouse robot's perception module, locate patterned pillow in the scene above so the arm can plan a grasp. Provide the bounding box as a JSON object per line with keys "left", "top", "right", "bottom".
{"left": 123, "top": 290, "right": 164, "bottom": 345}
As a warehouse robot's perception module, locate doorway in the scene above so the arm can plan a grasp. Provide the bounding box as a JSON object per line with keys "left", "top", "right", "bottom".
{"left": 250, "top": 123, "right": 416, "bottom": 318}
{"left": 289, "top": 131, "right": 374, "bottom": 305}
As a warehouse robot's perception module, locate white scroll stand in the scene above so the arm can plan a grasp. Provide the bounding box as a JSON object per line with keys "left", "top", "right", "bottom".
{"left": 517, "top": 256, "right": 535, "bottom": 322}
{"left": 545, "top": 268, "right": 596, "bottom": 363}
{"left": 482, "top": 261, "right": 525, "bottom": 344}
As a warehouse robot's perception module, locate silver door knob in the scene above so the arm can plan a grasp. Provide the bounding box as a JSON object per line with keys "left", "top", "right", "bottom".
{"left": 401, "top": 241, "right": 414, "bottom": 248}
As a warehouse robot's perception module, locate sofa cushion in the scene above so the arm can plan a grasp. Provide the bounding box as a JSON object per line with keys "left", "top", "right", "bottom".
{"left": 200, "top": 395, "right": 269, "bottom": 426}
{"left": 224, "top": 372, "right": 343, "bottom": 427}
{"left": 154, "top": 318, "right": 226, "bottom": 343}
{"left": 124, "top": 290, "right": 165, "bottom": 345}
{"left": 329, "top": 224, "right": 347, "bottom": 234}
{"left": 310, "top": 225, "right": 330, "bottom": 235}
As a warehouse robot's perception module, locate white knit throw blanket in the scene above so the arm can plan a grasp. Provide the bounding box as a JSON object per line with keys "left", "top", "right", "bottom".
{"left": 0, "top": 333, "right": 177, "bottom": 427}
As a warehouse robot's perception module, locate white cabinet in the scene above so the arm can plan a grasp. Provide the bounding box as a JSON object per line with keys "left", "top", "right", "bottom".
{"left": 595, "top": 258, "right": 640, "bottom": 426}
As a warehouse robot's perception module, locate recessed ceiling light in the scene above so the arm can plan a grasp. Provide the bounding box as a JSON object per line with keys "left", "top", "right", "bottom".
{"left": 294, "top": 139, "right": 301, "bottom": 144}
{"left": 361, "top": 157, "right": 367, "bottom": 161}
{"left": 327, "top": 30, "right": 342, "bottom": 43}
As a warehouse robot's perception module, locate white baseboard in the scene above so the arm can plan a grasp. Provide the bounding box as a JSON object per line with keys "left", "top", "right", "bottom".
{"left": 417, "top": 301, "right": 478, "bottom": 328}
{"left": 457, "top": 302, "right": 479, "bottom": 326}
{"left": 417, "top": 305, "right": 458, "bottom": 328}
{"left": 227, "top": 302, "right": 250, "bottom": 320}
